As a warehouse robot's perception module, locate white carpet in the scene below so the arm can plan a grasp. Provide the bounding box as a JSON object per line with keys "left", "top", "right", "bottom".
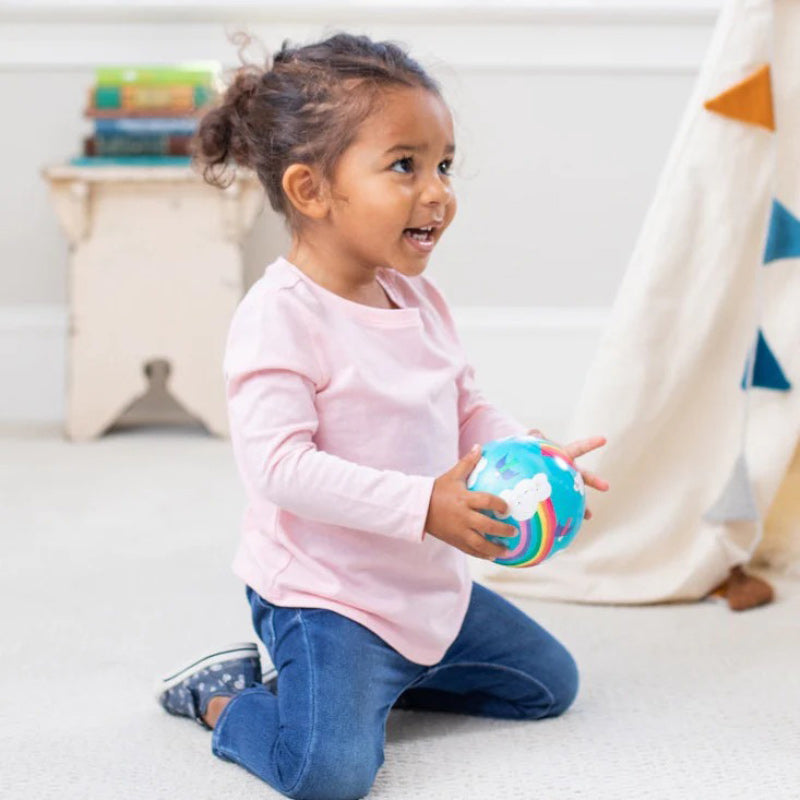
{"left": 3, "top": 424, "right": 799, "bottom": 800}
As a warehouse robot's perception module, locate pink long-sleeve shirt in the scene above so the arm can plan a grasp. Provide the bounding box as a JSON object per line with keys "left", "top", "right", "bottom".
{"left": 224, "top": 256, "right": 525, "bottom": 665}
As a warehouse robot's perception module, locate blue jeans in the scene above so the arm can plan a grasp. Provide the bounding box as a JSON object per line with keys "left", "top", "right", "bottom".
{"left": 212, "top": 582, "right": 578, "bottom": 800}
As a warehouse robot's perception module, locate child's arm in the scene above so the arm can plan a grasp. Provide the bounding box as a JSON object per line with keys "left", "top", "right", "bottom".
{"left": 225, "top": 290, "right": 440, "bottom": 542}
{"left": 227, "top": 359, "right": 434, "bottom": 542}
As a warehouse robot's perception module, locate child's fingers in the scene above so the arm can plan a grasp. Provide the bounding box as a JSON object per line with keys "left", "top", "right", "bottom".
{"left": 582, "top": 470, "right": 610, "bottom": 491}
{"left": 468, "top": 510, "right": 517, "bottom": 539}
{"left": 565, "top": 435, "right": 607, "bottom": 461}
{"left": 584, "top": 507, "right": 593, "bottom": 520}
{"left": 453, "top": 444, "right": 484, "bottom": 480}
{"left": 467, "top": 491, "right": 509, "bottom": 518}
{"left": 466, "top": 530, "right": 512, "bottom": 560}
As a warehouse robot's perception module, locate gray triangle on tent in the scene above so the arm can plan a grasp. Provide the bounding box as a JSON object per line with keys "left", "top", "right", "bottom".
{"left": 703, "top": 453, "right": 760, "bottom": 523}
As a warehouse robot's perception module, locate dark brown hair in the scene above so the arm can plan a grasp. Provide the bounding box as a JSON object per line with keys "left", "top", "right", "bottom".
{"left": 193, "top": 32, "right": 442, "bottom": 229}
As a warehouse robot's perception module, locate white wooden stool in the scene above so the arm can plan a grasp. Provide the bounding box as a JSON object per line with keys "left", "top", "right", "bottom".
{"left": 43, "top": 165, "right": 263, "bottom": 440}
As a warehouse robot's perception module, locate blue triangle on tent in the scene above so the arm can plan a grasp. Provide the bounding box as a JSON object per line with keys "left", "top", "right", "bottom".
{"left": 763, "top": 199, "right": 800, "bottom": 264}
{"left": 741, "top": 328, "right": 791, "bottom": 390}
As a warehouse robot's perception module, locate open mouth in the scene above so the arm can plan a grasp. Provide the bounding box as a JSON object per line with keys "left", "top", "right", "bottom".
{"left": 403, "top": 226, "right": 438, "bottom": 253}
{"left": 404, "top": 226, "right": 435, "bottom": 242}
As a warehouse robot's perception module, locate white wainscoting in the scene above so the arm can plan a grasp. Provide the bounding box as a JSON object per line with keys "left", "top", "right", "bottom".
{"left": 0, "top": 1, "right": 712, "bottom": 425}
{"left": 1, "top": 306, "right": 68, "bottom": 425}
{"left": 0, "top": 304, "right": 608, "bottom": 432}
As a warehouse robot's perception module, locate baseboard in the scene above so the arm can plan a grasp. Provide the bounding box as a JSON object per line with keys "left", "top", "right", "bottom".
{"left": 1, "top": 304, "right": 68, "bottom": 425}
{"left": 0, "top": 304, "right": 609, "bottom": 433}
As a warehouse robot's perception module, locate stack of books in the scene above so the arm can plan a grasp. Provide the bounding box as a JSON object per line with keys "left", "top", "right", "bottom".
{"left": 72, "top": 63, "right": 221, "bottom": 166}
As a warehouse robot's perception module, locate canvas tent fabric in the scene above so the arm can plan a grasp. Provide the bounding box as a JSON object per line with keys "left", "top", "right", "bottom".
{"left": 483, "top": 0, "right": 800, "bottom": 604}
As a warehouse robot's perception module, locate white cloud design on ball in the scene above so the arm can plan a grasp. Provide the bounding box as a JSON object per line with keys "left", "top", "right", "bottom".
{"left": 497, "top": 474, "right": 552, "bottom": 521}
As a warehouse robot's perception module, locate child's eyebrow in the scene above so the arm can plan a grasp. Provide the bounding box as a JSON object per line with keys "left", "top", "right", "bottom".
{"left": 384, "top": 143, "right": 456, "bottom": 155}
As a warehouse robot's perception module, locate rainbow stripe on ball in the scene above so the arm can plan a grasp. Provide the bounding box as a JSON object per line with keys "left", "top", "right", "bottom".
{"left": 539, "top": 442, "right": 576, "bottom": 468}
{"left": 495, "top": 440, "right": 578, "bottom": 568}
{"left": 499, "top": 498, "right": 557, "bottom": 568}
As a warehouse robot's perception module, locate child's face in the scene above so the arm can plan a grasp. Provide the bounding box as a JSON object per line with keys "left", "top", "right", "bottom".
{"left": 325, "top": 86, "right": 457, "bottom": 277}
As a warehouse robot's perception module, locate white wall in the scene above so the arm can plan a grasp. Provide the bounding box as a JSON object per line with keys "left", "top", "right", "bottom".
{"left": 0, "top": 2, "right": 720, "bottom": 434}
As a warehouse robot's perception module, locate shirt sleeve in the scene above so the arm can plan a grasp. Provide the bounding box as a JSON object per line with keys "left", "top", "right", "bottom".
{"left": 224, "top": 287, "right": 435, "bottom": 542}
{"left": 418, "top": 275, "right": 528, "bottom": 453}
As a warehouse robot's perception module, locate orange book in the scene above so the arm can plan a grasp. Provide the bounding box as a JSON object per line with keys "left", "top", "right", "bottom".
{"left": 89, "top": 85, "right": 214, "bottom": 113}
{"left": 121, "top": 84, "right": 195, "bottom": 111}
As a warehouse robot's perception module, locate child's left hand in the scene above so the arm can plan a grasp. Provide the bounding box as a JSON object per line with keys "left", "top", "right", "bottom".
{"left": 527, "top": 429, "right": 609, "bottom": 520}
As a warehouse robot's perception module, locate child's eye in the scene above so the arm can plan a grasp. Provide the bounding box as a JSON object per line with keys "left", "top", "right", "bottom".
{"left": 390, "top": 156, "right": 414, "bottom": 174}
{"left": 439, "top": 159, "right": 453, "bottom": 176}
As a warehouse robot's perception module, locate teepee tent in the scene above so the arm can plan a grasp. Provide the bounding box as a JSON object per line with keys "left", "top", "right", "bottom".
{"left": 486, "top": 0, "right": 800, "bottom": 604}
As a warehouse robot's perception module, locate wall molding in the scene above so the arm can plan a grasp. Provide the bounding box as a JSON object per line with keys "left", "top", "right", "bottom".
{"left": 0, "top": 2, "right": 723, "bottom": 25}
{"left": 0, "top": 304, "right": 609, "bottom": 426}
{"left": 0, "top": 3, "right": 718, "bottom": 72}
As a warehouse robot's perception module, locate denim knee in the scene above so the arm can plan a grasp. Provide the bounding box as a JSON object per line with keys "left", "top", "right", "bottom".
{"left": 515, "top": 646, "right": 579, "bottom": 721}
{"left": 286, "top": 745, "right": 383, "bottom": 800}
{"left": 545, "top": 648, "right": 579, "bottom": 718}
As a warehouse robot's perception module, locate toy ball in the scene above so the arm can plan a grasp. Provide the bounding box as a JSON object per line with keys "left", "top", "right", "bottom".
{"left": 467, "top": 435, "right": 586, "bottom": 568}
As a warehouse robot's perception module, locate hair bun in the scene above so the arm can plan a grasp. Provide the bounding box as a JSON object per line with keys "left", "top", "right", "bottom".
{"left": 227, "top": 69, "right": 262, "bottom": 164}
{"left": 193, "top": 66, "right": 264, "bottom": 186}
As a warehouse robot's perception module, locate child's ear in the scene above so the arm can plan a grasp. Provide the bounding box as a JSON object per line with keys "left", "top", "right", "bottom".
{"left": 281, "top": 163, "right": 329, "bottom": 220}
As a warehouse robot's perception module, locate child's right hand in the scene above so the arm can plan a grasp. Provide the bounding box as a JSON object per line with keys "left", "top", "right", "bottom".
{"left": 424, "top": 444, "right": 518, "bottom": 560}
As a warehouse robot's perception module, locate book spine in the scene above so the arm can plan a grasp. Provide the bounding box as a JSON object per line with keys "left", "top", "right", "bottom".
{"left": 70, "top": 155, "right": 193, "bottom": 167}
{"left": 92, "top": 85, "right": 214, "bottom": 112}
{"left": 84, "top": 135, "right": 193, "bottom": 157}
{"left": 86, "top": 107, "right": 201, "bottom": 119}
{"left": 94, "top": 117, "right": 198, "bottom": 136}
{"left": 95, "top": 65, "right": 218, "bottom": 87}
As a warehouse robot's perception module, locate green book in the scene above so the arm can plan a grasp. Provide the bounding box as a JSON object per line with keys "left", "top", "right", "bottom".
{"left": 95, "top": 63, "right": 220, "bottom": 87}
{"left": 93, "top": 85, "right": 214, "bottom": 110}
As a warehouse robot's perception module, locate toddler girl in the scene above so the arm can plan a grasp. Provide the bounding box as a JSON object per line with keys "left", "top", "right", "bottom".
{"left": 158, "top": 32, "right": 608, "bottom": 800}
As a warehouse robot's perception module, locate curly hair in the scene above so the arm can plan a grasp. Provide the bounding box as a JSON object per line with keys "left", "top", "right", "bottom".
{"left": 193, "top": 32, "right": 442, "bottom": 229}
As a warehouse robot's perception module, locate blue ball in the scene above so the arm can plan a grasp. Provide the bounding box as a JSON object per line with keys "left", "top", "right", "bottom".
{"left": 467, "top": 436, "right": 586, "bottom": 567}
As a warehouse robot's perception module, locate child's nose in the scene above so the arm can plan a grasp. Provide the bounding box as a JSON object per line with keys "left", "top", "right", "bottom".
{"left": 421, "top": 173, "right": 453, "bottom": 206}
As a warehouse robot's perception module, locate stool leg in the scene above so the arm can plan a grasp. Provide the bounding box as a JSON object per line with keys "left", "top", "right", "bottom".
{"left": 167, "top": 353, "right": 229, "bottom": 438}
{"left": 66, "top": 346, "right": 147, "bottom": 441}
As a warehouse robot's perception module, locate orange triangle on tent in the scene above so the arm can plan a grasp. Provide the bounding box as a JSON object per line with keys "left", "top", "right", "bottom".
{"left": 703, "top": 64, "right": 775, "bottom": 131}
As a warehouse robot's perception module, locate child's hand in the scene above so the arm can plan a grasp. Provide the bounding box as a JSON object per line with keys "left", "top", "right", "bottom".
{"left": 528, "top": 428, "right": 610, "bottom": 519}
{"left": 424, "top": 445, "right": 518, "bottom": 560}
